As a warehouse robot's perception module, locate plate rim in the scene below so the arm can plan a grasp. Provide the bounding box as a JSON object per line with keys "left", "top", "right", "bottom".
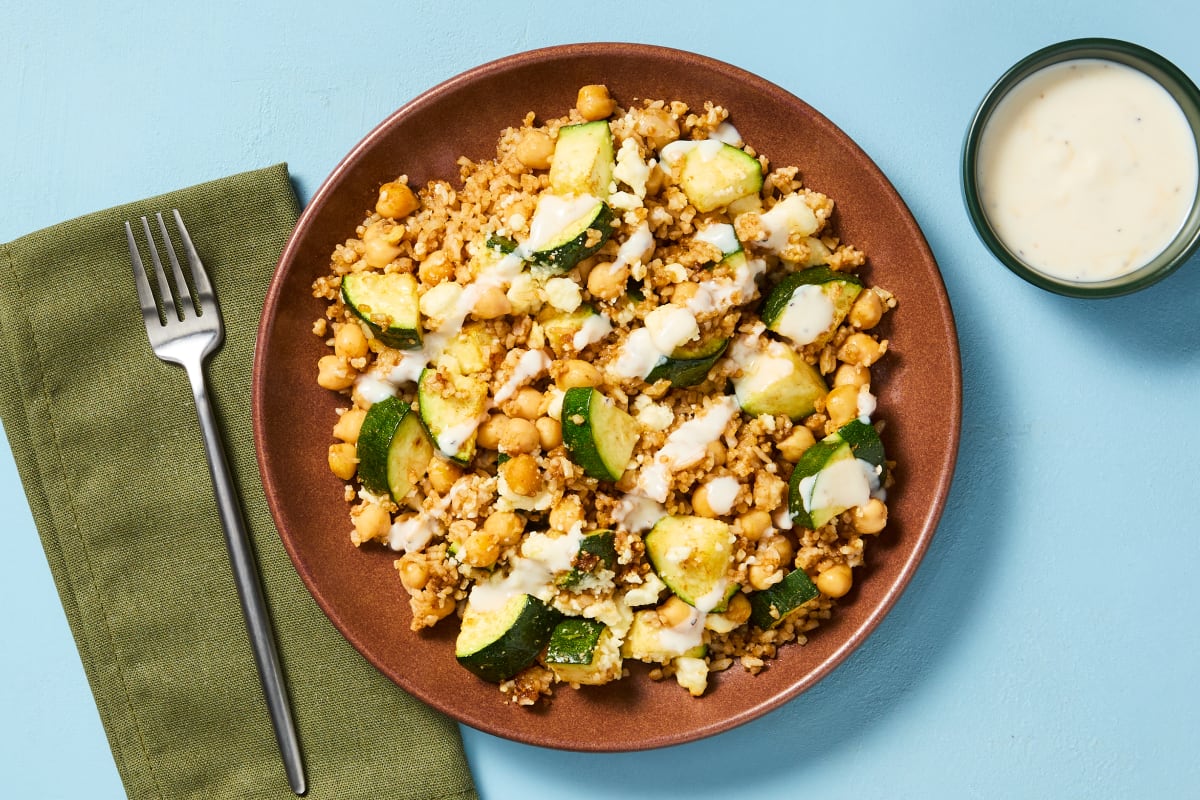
{"left": 253, "top": 41, "right": 962, "bottom": 752}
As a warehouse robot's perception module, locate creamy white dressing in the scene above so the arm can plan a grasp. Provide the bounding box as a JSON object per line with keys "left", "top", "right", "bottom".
{"left": 977, "top": 58, "right": 1198, "bottom": 281}
{"left": 755, "top": 194, "right": 819, "bottom": 253}
{"left": 799, "top": 457, "right": 884, "bottom": 515}
{"left": 771, "top": 283, "right": 835, "bottom": 346}
{"left": 694, "top": 222, "right": 739, "bottom": 255}
{"left": 387, "top": 514, "right": 438, "bottom": 553}
{"left": 435, "top": 414, "right": 486, "bottom": 457}
{"left": 613, "top": 222, "right": 654, "bottom": 270}
{"left": 355, "top": 371, "right": 397, "bottom": 404}
{"left": 685, "top": 256, "right": 767, "bottom": 316}
{"left": 493, "top": 349, "right": 550, "bottom": 406}
{"left": 709, "top": 121, "right": 743, "bottom": 146}
{"left": 657, "top": 579, "right": 728, "bottom": 654}
{"left": 572, "top": 313, "right": 613, "bottom": 351}
{"left": 613, "top": 137, "right": 651, "bottom": 197}
{"left": 467, "top": 528, "right": 585, "bottom": 612}
{"left": 857, "top": 385, "right": 877, "bottom": 422}
{"left": 637, "top": 397, "right": 738, "bottom": 502}
{"left": 644, "top": 305, "right": 700, "bottom": 353}
{"left": 658, "top": 139, "right": 726, "bottom": 176}
{"left": 526, "top": 194, "right": 602, "bottom": 251}
{"left": 610, "top": 327, "right": 661, "bottom": 379}
{"left": 703, "top": 476, "right": 741, "bottom": 516}
{"left": 612, "top": 491, "right": 667, "bottom": 533}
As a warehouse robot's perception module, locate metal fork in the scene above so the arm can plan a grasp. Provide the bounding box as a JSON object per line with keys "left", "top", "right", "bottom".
{"left": 125, "top": 211, "right": 307, "bottom": 796}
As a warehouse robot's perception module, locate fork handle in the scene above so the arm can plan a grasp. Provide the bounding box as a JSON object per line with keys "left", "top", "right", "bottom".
{"left": 185, "top": 361, "right": 308, "bottom": 796}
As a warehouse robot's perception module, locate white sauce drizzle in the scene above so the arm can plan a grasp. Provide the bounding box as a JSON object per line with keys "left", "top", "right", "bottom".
{"left": 468, "top": 527, "right": 585, "bottom": 612}
{"left": 493, "top": 349, "right": 551, "bottom": 406}
{"left": 703, "top": 476, "right": 741, "bottom": 516}
{"left": 572, "top": 313, "right": 613, "bottom": 351}
{"left": 638, "top": 397, "right": 738, "bottom": 502}
{"left": 772, "top": 284, "right": 835, "bottom": 346}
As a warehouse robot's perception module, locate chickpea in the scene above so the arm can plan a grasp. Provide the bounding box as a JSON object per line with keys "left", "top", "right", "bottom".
{"left": 762, "top": 533, "right": 795, "bottom": 567}
{"left": 507, "top": 387, "right": 544, "bottom": 421}
{"left": 748, "top": 563, "right": 784, "bottom": 591}
{"left": 576, "top": 84, "right": 616, "bottom": 121}
{"left": 849, "top": 289, "right": 884, "bottom": 330}
{"left": 738, "top": 510, "right": 772, "bottom": 542}
{"left": 472, "top": 286, "right": 512, "bottom": 320}
{"left": 333, "top": 407, "right": 367, "bottom": 443}
{"left": 833, "top": 363, "right": 871, "bottom": 389}
{"left": 352, "top": 502, "right": 391, "bottom": 545}
{"left": 327, "top": 442, "right": 358, "bottom": 480}
{"left": 501, "top": 453, "right": 541, "bottom": 497}
{"left": 426, "top": 593, "right": 457, "bottom": 622}
{"left": 554, "top": 359, "right": 602, "bottom": 389}
{"left": 317, "top": 354, "right": 356, "bottom": 391}
{"left": 362, "top": 221, "right": 403, "bottom": 269}
{"left": 483, "top": 510, "right": 525, "bottom": 546}
{"left": 634, "top": 106, "right": 680, "bottom": 151}
{"left": 549, "top": 496, "right": 584, "bottom": 532}
{"left": 816, "top": 564, "right": 853, "bottom": 598}
{"left": 586, "top": 260, "right": 629, "bottom": 300}
{"left": 671, "top": 281, "right": 699, "bottom": 306}
{"left": 396, "top": 554, "right": 429, "bottom": 591}
{"left": 427, "top": 457, "right": 462, "bottom": 494}
{"left": 418, "top": 251, "right": 455, "bottom": 285}
{"left": 853, "top": 498, "right": 888, "bottom": 535}
{"left": 776, "top": 427, "right": 815, "bottom": 462}
{"left": 464, "top": 529, "right": 501, "bottom": 568}
{"left": 825, "top": 384, "right": 861, "bottom": 428}
{"left": 499, "top": 417, "right": 540, "bottom": 455}
{"left": 706, "top": 439, "right": 727, "bottom": 467}
{"left": 535, "top": 416, "right": 563, "bottom": 450}
{"left": 837, "top": 332, "right": 887, "bottom": 367}
{"left": 334, "top": 322, "right": 368, "bottom": 360}
{"left": 476, "top": 414, "right": 507, "bottom": 450}
{"left": 376, "top": 180, "right": 420, "bottom": 219}
{"left": 692, "top": 483, "right": 719, "bottom": 519}
{"left": 657, "top": 596, "right": 692, "bottom": 628}
{"left": 515, "top": 129, "right": 554, "bottom": 170}
{"left": 722, "top": 593, "right": 751, "bottom": 626}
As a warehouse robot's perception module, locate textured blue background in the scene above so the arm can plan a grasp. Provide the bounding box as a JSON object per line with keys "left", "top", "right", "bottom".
{"left": 3, "top": 1, "right": 1198, "bottom": 798}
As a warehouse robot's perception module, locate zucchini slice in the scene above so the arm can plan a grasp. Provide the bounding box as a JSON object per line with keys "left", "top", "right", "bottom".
{"left": 386, "top": 404, "right": 434, "bottom": 503}
{"left": 355, "top": 395, "right": 408, "bottom": 496}
{"left": 644, "top": 516, "right": 736, "bottom": 608}
{"left": 341, "top": 271, "right": 422, "bottom": 350}
{"left": 645, "top": 333, "right": 730, "bottom": 388}
{"left": 529, "top": 200, "right": 615, "bottom": 273}
{"left": 545, "top": 619, "right": 623, "bottom": 685}
{"left": 417, "top": 365, "right": 488, "bottom": 465}
{"left": 557, "top": 529, "right": 617, "bottom": 588}
{"left": 455, "top": 594, "right": 562, "bottom": 683}
{"left": 749, "top": 568, "right": 819, "bottom": 630}
{"left": 548, "top": 120, "right": 615, "bottom": 198}
{"left": 561, "top": 387, "right": 640, "bottom": 481}
{"left": 538, "top": 304, "right": 605, "bottom": 357}
{"left": 788, "top": 419, "right": 886, "bottom": 529}
{"left": 732, "top": 341, "right": 828, "bottom": 421}
{"left": 679, "top": 143, "right": 763, "bottom": 213}
{"left": 761, "top": 267, "right": 863, "bottom": 347}
{"left": 621, "top": 609, "right": 707, "bottom": 662}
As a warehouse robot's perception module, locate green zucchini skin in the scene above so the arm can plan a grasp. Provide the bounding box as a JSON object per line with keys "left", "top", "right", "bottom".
{"left": 341, "top": 271, "right": 422, "bottom": 350}
{"left": 557, "top": 530, "right": 617, "bottom": 588}
{"left": 760, "top": 267, "right": 864, "bottom": 329}
{"left": 644, "top": 516, "right": 735, "bottom": 608}
{"left": 529, "top": 201, "right": 616, "bottom": 273}
{"left": 732, "top": 344, "right": 828, "bottom": 421}
{"left": 416, "top": 366, "right": 488, "bottom": 465}
{"left": 548, "top": 120, "right": 615, "bottom": 198}
{"left": 560, "top": 387, "right": 640, "bottom": 481}
{"left": 788, "top": 419, "right": 886, "bottom": 528}
{"left": 385, "top": 406, "right": 434, "bottom": 503}
{"left": 455, "top": 594, "right": 562, "bottom": 683}
{"left": 645, "top": 335, "right": 730, "bottom": 387}
{"left": 679, "top": 143, "right": 763, "bottom": 213}
{"left": 545, "top": 618, "right": 607, "bottom": 665}
{"left": 355, "top": 396, "right": 408, "bottom": 496}
{"left": 749, "top": 568, "right": 819, "bottom": 630}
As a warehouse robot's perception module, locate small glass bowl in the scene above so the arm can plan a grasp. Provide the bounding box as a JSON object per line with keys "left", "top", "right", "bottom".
{"left": 962, "top": 38, "right": 1200, "bottom": 298}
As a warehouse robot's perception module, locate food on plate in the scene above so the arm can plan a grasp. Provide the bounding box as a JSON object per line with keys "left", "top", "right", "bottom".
{"left": 310, "top": 84, "right": 897, "bottom": 703}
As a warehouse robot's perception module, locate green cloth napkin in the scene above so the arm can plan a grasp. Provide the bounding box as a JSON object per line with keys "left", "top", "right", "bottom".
{"left": 0, "top": 164, "right": 479, "bottom": 800}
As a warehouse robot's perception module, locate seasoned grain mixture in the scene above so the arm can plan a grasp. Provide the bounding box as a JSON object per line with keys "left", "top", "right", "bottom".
{"left": 313, "top": 84, "right": 896, "bottom": 703}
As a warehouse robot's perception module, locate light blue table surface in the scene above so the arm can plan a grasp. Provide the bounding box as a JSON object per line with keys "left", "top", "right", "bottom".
{"left": 3, "top": 1, "right": 1198, "bottom": 798}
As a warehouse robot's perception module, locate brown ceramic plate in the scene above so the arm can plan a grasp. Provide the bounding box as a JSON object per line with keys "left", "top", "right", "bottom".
{"left": 253, "top": 43, "right": 961, "bottom": 752}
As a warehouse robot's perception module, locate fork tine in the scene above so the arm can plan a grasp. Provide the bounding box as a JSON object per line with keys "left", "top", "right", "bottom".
{"left": 125, "top": 221, "right": 161, "bottom": 326}
{"left": 140, "top": 216, "right": 178, "bottom": 322}
{"left": 156, "top": 212, "right": 196, "bottom": 317}
{"left": 173, "top": 210, "right": 216, "bottom": 316}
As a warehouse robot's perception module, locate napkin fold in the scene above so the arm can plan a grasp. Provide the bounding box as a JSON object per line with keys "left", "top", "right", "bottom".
{"left": 0, "top": 165, "right": 478, "bottom": 800}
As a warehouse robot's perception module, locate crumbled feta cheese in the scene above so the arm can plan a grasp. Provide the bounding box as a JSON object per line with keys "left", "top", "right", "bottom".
{"left": 635, "top": 401, "right": 674, "bottom": 432}
{"left": 644, "top": 305, "right": 699, "bottom": 353}
{"left": 613, "top": 137, "right": 651, "bottom": 197}
{"left": 544, "top": 276, "right": 583, "bottom": 312}
{"left": 506, "top": 272, "right": 541, "bottom": 314}
{"left": 418, "top": 281, "right": 464, "bottom": 323}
